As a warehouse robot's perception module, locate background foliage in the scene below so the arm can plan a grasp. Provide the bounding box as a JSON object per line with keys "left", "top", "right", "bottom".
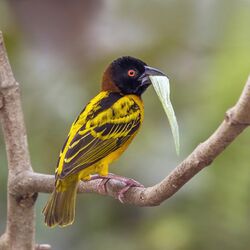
{"left": 1, "top": 1, "right": 250, "bottom": 249}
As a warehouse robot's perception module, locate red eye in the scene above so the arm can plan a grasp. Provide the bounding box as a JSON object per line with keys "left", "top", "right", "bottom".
{"left": 128, "top": 69, "right": 136, "bottom": 77}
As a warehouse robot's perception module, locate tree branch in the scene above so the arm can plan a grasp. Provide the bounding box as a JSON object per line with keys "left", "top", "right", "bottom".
{"left": 8, "top": 77, "right": 250, "bottom": 206}
{"left": 0, "top": 32, "right": 51, "bottom": 250}
{"left": 11, "top": 75, "right": 250, "bottom": 205}
{"left": 0, "top": 29, "right": 250, "bottom": 249}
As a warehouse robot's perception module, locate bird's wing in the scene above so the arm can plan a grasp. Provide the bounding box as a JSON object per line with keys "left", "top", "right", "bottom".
{"left": 58, "top": 95, "right": 143, "bottom": 178}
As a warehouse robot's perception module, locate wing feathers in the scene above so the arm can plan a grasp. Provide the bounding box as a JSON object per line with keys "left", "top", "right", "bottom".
{"left": 58, "top": 93, "right": 143, "bottom": 178}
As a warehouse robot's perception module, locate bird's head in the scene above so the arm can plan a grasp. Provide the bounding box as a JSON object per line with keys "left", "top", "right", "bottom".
{"left": 102, "top": 56, "right": 180, "bottom": 154}
{"left": 102, "top": 56, "right": 165, "bottom": 96}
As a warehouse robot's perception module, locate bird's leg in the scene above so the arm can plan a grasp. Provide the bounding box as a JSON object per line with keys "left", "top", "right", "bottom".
{"left": 88, "top": 173, "right": 144, "bottom": 203}
{"left": 88, "top": 174, "right": 110, "bottom": 193}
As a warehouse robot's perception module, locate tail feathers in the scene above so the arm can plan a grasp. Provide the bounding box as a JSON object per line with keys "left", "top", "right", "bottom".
{"left": 42, "top": 180, "right": 78, "bottom": 227}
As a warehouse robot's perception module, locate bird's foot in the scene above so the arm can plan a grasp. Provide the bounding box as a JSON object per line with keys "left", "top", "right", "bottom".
{"left": 89, "top": 173, "right": 144, "bottom": 203}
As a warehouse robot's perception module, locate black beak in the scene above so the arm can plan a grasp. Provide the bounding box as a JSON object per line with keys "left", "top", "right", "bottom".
{"left": 139, "top": 66, "right": 166, "bottom": 86}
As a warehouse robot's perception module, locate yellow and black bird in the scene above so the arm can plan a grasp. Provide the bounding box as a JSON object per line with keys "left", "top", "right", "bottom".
{"left": 43, "top": 56, "right": 166, "bottom": 227}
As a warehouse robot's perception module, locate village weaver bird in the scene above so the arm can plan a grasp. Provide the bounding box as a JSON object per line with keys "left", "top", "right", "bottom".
{"left": 43, "top": 56, "right": 166, "bottom": 227}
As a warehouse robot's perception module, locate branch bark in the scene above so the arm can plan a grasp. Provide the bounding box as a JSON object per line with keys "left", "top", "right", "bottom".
{"left": 0, "top": 32, "right": 50, "bottom": 250}
{"left": 12, "top": 82, "right": 250, "bottom": 206}
{"left": 0, "top": 30, "right": 250, "bottom": 249}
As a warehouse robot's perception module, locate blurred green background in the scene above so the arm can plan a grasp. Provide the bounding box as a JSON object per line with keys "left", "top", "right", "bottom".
{"left": 1, "top": 0, "right": 250, "bottom": 249}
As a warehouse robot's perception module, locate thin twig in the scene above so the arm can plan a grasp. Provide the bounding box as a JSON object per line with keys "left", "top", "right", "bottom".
{"left": 35, "top": 244, "right": 52, "bottom": 250}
